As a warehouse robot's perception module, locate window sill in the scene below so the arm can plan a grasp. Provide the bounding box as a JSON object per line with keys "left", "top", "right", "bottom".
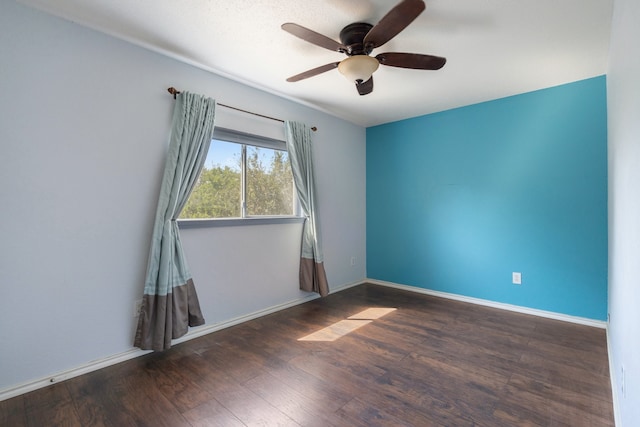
{"left": 177, "top": 216, "right": 305, "bottom": 229}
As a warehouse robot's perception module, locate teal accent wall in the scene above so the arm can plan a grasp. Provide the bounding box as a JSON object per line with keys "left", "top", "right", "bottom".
{"left": 366, "top": 76, "right": 608, "bottom": 320}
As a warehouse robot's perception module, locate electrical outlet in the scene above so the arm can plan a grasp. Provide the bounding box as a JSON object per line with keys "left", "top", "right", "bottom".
{"left": 512, "top": 272, "right": 522, "bottom": 285}
{"left": 350, "top": 256, "right": 356, "bottom": 266}
{"left": 134, "top": 299, "right": 142, "bottom": 318}
{"left": 621, "top": 365, "right": 626, "bottom": 398}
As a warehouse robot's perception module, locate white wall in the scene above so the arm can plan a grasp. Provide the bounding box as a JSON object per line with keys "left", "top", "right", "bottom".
{"left": 0, "top": 1, "right": 366, "bottom": 393}
{"left": 607, "top": 0, "right": 640, "bottom": 424}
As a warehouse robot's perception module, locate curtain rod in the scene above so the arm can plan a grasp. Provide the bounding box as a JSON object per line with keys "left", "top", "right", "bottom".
{"left": 167, "top": 87, "right": 317, "bottom": 132}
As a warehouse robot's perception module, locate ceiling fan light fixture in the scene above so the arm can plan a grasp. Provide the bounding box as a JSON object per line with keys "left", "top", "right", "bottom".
{"left": 338, "top": 55, "right": 379, "bottom": 83}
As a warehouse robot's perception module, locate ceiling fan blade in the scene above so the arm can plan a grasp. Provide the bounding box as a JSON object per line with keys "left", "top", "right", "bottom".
{"left": 356, "top": 77, "right": 374, "bottom": 96}
{"left": 363, "top": 0, "right": 425, "bottom": 50}
{"left": 282, "top": 23, "right": 346, "bottom": 53}
{"left": 286, "top": 62, "right": 341, "bottom": 82}
{"left": 376, "top": 52, "right": 446, "bottom": 70}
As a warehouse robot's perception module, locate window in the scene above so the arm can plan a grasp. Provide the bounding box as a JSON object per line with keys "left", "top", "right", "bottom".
{"left": 180, "top": 128, "right": 299, "bottom": 223}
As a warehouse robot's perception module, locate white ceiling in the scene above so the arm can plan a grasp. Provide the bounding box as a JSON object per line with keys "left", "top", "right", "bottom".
{"left": 19, "top": 0, "right": 613, "bottom": 127}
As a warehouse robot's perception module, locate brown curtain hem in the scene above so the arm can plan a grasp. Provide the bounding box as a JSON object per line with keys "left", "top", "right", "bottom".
{"left": 134, "top": 278, "right": 204, "bottom": 351}
{"left": 300, "top": 257, "right": 329, "bottom": 297}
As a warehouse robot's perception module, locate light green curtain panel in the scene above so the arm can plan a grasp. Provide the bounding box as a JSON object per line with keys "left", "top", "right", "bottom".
{"left": 134, "top": 92, "right": 216, "bottom": 350}
{"left": 285, "top": 121, "right": 329, "bottom": 296}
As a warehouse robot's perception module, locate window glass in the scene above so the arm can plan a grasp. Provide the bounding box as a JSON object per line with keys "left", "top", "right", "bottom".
{"left": 246, "top": 146, "right": 295, "bottom": 216}
{"left": 181, "top": 140, "right": 241, "bottom": 219}
{"left": 180, "top": 130, "right": 298, "bottom": 220}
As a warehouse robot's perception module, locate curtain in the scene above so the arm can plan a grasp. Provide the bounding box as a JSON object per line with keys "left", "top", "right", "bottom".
{"left": 134, "top": 92, "right": 216, "bottom": 351}
{"left": 285, "top": 121, "right": 329, "bottom": 297}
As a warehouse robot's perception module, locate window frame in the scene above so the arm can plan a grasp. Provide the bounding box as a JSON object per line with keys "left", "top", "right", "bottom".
{"left": 178, "top": 127, "right": 304, "bottom": 229}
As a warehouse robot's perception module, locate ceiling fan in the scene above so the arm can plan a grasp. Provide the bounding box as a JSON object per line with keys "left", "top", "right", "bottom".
{"left": 281, "top": 0, "right": 446, "bottom": 96}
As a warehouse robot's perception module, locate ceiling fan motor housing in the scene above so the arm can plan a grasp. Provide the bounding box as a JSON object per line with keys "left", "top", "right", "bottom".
{"left": 339, "top": 23, "right": 374, "bottom": 55}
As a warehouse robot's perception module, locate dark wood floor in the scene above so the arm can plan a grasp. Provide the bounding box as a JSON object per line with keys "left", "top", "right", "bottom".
{"left": 1, "top": 284, "right": 614, "bottom": 426}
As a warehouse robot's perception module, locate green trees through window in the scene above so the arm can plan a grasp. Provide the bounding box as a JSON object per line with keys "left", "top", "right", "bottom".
{"left": 246, "top": 146, "right": 295, "bottom": 216}
{"left": 180, "top": 138, "right": 296, "bottom": 219}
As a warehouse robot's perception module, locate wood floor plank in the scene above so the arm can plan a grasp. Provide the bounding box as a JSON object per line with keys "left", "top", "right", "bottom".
{"left": 290, "top": 352, "right": 453, "bottom": 426}
{"left": 200, "top": 383, "right": 298, "bottom": 426}
{"left": 255, "top": 357, "right": 353, "bottom": 413}
{"left": 334, "top": 397, "right": 415, "bottom": 427}
{"left": 168, "top": 350, "right": 299, "bottom": 426}
{"left": 288, "top": 351, "right": 375, "bottom": 399}
{"left": 23, "top": 382, "right": 82, "bottom": 427}
{"left": 531, "top": 319, "right": 609, "bottom": 354}
{"left": 516, "top": 352, "right": 612, "bottom": 397}
{"left": 201, "top": 342, "right": 273, "bottom": 384}
{"left": 242, "top": 371, "right": 345, "bottom": 427}
{"left": 68, "top": 357, "right": 191, "bottom": 427}
{"left": 412, "top": 337, "right": 525, "bottom": 381}
{"left": 66, "top": 368, "right": 133, "bottom": 427}
{"left": 1, "top": 283, "right": 614, "bottom": 426}
{"left": 508, "top": 373, "right": 614, "bottom": 418}
{"left": 379, "top": 305, "right": 447, "bottom": 328}
{"left": 181, "top": 399, "right": 246, "bottom": 427}
{"left": 522, "top": 335, "right": 611, "bottom": 375}
{"left": 375, "top": 362, "right": 502, "bottom": 426}
{"left": 495, "top": 382, "right": 614, "bottom": 427}
{"left": 0, "top": 394, "right": 27, "bottom": 427}
{"left": 144, "top": 355, "right": 216, "bottom": 413}
{"left": 114, "top": 368, "right": 192, "bottom": 427}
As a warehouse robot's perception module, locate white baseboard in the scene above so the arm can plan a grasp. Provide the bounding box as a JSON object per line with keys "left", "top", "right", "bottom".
{"left": 367, "top": 279, "right": 607, "bottom": 329}
{"left": 606, "top": 325, "right": 621, "bottom": 427}
{"left": 0, "top": 348, "right": 152, "bottom": 402}
{"left": 0, "top": 281, "right": 368, "bottom": 402}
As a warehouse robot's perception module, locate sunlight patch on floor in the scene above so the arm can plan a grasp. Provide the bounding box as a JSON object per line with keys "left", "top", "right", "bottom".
{"left": 298, "top": 307, "right": 397, "bottom": 342}
{"left": 298, "top": 320, "right": 372, "bottom": 341}
{"left": 348, "top": 307, "right": 397, "bottom": 320}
